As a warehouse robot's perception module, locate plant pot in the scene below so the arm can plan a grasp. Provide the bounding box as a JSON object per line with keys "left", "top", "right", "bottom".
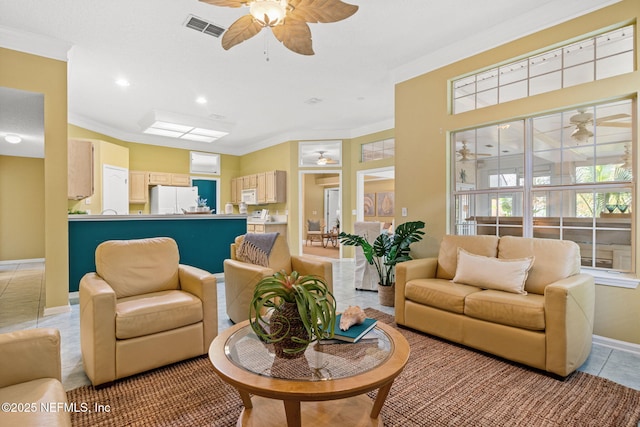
{"left": 378, "top": 283, "right": 395, "bottom": 307}
{"left": 270, "top": 302, "right": 309, "bottom": 359}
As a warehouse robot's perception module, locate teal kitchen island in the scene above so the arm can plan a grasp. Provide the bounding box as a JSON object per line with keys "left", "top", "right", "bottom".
{"left": 68, "top": 214, "right": 246, "bottom": 292}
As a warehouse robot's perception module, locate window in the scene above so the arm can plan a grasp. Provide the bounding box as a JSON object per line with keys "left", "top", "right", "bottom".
{"left": 453, "top": 25, "right": 634, "bottom": 114}
{"left": 361, "top": 139, "right": 395, "bottom": 162}
{"left": 452, "top": 99, "right": 634, "bottom": 272}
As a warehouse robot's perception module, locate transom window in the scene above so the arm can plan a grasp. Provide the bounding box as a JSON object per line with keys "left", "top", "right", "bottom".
{"left": 361, "top": 139, "right": 395, "bottom": 162}
{"left": 453, "top": 25, "right": 634, "bottom": 114}
{"left": 452, "top": 99, "right": 634, "bottom": 272}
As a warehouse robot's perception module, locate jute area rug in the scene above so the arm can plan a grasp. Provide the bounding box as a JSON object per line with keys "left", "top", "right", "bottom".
{"left": 67, "top": 309, "right": 640, "bottom": 427}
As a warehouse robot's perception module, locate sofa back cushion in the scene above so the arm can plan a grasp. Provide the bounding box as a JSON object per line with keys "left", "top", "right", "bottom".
{"left": 437, "top": 235, "right": 500, "bottom": 280}
{"left": 95, "top": 237, "right": 180, "bottom": 299}
{"left": 498, "top": 236, "right": 581, "bottom": 294}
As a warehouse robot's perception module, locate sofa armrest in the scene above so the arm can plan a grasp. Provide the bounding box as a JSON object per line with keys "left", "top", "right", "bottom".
{"left": 544, "top": 273, "right": 595, "bottom": 377}
{"left": 223, "top": 259, "right": 274, "bottom": 323}
{"left": 291, "top": 255, "right": 333, "bottom": 293}
{"left": 0, "top": 328, "right": 61, "bottom": 388}
{"left": 179, "top": 264, "right": 218, "bottom": 349}
{"left": 395, "top": 258, "right": 438, "bottom": 324}
{"left": 79, "top": 273, "right": 117, "bottom": 386}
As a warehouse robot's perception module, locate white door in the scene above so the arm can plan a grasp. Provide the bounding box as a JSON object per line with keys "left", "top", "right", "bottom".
{"left": 102, "top": 165, "right": 128, "bottom": 215}
{"left": 325, "top": 188, "right": 340, "bottom": 230}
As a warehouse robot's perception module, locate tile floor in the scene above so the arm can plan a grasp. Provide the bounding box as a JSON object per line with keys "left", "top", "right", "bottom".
{"left": 1, "top": 260, "right": 639, "bottom": 392}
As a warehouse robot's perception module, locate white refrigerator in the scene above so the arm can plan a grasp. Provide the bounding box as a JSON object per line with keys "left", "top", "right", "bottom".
{"left": 150, "top": 186, "right": 199, "bottom": 214}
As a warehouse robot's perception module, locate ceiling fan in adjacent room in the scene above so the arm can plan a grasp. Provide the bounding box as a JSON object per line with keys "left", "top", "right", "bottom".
{"left": 316, "top": 151, "right": 337, "bottom": 165}
{"left": 568, "top": 109, "right": 631, "bottom": 143}
{"left": 456, "top": 141, "right": 490, "bottom": 162}
{"left": 199, "top": 0, "right": 358, "bottom": 55}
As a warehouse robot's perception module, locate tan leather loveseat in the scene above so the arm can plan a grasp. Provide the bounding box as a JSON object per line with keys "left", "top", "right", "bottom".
{"left": 396, "top": 235, "right": 595, "bottom": 377}
{"left": 224, "top": 234, "right": 333, "bottom": 323}
{"left": 0, "top": 328, "right": 71, "bottom": 426}
{"left": 80, "top": 237, "right": 217, "bottom": 386}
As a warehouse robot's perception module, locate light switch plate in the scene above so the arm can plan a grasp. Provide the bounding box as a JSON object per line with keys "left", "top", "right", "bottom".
{"left": 402, "top": 207, "right": 407, "bottom": 217}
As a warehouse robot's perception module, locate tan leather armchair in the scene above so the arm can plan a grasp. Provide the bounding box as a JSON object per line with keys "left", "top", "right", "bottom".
{"left": 224, "top": 234, "right": 333, "bottom": 323}
{"left": 0, "top": 328, "right": 71, "bottom": 427}
{"left": 79, "top": 237, "right": 217, "bottom": 387}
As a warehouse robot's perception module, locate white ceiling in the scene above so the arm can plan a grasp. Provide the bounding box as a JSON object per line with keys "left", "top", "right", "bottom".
{"left": 0, "top": 0, "right": 619, "bottom": 158}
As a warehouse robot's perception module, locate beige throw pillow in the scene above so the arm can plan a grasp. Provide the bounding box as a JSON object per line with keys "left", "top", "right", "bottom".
{"left": 452, "top": 248, "right": 534, "bottom": 295}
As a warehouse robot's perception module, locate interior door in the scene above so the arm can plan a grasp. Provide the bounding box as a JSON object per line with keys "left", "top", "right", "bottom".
{"left": 325, "top": 187, "right": 340, "bottom": 231}
{"left": 102, "top": 164, "right": 128, "bottom": 214}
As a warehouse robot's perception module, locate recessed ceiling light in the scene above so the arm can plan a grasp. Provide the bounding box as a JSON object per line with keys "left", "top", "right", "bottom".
{"left": 4, "top": 134, "right": 22, "bottom": 144}
{"left": 115, "top": 78, "right": 130, "bottom": 87}
{"left": 196, "top": 96, "right": 207, "bottom": 104}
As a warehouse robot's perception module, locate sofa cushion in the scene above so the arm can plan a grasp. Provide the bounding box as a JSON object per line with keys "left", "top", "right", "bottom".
{"left": 437, "top": 235, "right": 500, "bottom": 280}
{"left": 96, "top": 237, "right": 180, "bottom": 299}
{"left": 115, "top": 290, "right": 203, "bottom": 339}
{"left": 464, "top": 290, "right": 545, "bottom": 331}
{"left": 405, "top": 278, "right": 482, "bottom": 314}
{"left": 453, "top": 248, "right": 534, "bottom": 295}
{"left": 498, "top": 236, "right": 581, "bottom": 295}
{"left": 0, "top": 378, "right": 71, "bottom": 427}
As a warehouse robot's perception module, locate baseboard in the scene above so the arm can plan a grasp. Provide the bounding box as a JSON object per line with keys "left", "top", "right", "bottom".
{"left": 593, "top": 334, "right": 640, "bottom": 356}
{"left": 0, "top": 258, "right": 45, "bottom": 265}
{"left": 44, "top": 304, "right": 71, "bottom": 316}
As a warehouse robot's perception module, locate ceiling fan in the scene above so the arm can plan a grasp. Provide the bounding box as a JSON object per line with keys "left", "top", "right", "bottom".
{"left": 316, "top": 150, "right": 337, "bottom": 165}
{"left": 456, "top": 141, "right": 490, "bottom": 162}
{"left": 568, "top": 109, "right": 631, "bottom": 142}
{"left": 199, "top": 0, "right": 358, "bottom": 55}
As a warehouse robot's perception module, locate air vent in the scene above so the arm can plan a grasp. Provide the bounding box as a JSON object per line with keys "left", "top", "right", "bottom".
{"left": 185, "top": 15, "right": 225, "bottom": 38}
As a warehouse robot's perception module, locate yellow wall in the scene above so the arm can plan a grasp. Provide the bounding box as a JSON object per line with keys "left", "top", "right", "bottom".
{"left": 0, "top": 47, "right": 68, "bottom": 310}
{"left": 0, "top": 156, "right": 45, "bottom": 260}
{"left": 395, "top": 0, "right": 640, "bottom": 343}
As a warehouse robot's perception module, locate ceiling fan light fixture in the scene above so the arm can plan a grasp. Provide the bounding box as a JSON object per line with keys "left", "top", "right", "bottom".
{"left": 250, "top": 0, "right": 287, "bottom": 27}
{"left": 571, "top": 125, "right": 593, "bottom": 143}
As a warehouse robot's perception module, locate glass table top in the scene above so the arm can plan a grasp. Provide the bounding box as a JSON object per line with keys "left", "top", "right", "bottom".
{"left": 224, "top": 325, "right": 393, "bottom": 381}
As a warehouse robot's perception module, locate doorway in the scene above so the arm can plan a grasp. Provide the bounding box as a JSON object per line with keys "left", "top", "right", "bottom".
{"left": 299, "top": 170, "right": 342, "bottom": 259}
{"left": 356, "top": 167, "right": 395, "bottom": 222}
{"left": 192, "top": 178, "right": 219, "bottom": 214}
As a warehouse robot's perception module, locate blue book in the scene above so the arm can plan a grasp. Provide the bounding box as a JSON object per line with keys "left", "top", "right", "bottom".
{"left": 332, "top": 315, "right": 377, "bottom": 343}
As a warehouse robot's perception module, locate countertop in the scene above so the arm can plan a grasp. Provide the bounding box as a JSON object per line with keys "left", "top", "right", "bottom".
{"left": 246, "top": 220, "right": 288, "bottom": 225}
{"left": 68, "top": 214, "right": 247, "bottom": 221}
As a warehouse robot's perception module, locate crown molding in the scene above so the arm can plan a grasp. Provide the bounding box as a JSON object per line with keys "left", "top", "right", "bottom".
{"left": 0, "top": 25, "right": 72, "bottom": 61}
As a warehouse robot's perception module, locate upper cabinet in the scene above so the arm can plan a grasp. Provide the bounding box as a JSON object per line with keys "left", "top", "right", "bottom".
{"left": 68, "top": 139, "right": 94, "bottom": 200}
{"left": 232, "top": 170, "right": 286, "bottom": 205}
{"left": 148, "top": 172, "right": 190, "bottom": 187}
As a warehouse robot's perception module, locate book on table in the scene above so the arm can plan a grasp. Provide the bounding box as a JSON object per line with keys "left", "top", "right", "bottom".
{"left": 330, "top": 315, "right": 377, "bottom": 343}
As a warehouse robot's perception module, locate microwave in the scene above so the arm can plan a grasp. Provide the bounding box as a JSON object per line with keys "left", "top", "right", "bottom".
{"left": 241, "top": 189, "right": 257, "bottom": 205}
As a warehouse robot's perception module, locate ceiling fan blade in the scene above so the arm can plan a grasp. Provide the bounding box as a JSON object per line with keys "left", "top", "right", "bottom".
{"left": 288, "top": 0, "right": 358, "bottom": 23}
{"left": 199, "top": 0, "right": 249, "bottom": 7}
{"left": 597, "top": 122, "right": 631, "bottom": 128}
{"left": 272, "top": 19, "right": 314, "bottom": 55}
{"left": 221, "top": 15, "right": 263, "bottom": 50}
{"left": 595, "top": 113, "right": 629, "bottom": 123}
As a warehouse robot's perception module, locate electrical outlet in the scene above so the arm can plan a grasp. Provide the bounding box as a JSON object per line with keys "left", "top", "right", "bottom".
{"left": 402, "top": 207, "right": 408, "bottom": 217}
{"left": 85, "top": 197, "right": 91, "bottom": 204}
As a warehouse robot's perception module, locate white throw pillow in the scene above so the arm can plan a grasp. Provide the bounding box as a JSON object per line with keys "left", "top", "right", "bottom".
{"left": 452, "top": 248, "right": 534, "bottom": 295}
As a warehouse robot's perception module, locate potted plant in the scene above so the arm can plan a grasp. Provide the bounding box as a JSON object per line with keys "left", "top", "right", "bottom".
{"left": 196, "top": 197, "right": 209, "bottom": 212}
{"left": 339, "top": 220, "right": 425, "bottom": 306}
{"left": 249, "top": 270, "right": 336, "bottom": 358}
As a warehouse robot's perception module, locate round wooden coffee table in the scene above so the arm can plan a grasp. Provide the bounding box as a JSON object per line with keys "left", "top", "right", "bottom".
{"left": 208, "top": 320, "right": 410, "bottom": 427}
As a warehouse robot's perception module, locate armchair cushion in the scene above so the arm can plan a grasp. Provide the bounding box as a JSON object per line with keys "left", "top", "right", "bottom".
{"left": 95, "top": 237, "right": 180, "bottom": 298}
{"left": 307, "top": 219, "right": 321, "bottom": 231}
{"left": 115, "top": 290, "right": 203, "bottom": 339}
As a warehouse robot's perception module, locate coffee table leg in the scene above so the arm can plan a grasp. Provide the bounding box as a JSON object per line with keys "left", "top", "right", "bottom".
{"left": 283, "top": 399, "right": 302, "bottom": 427}
{"left": 237, "top": 389, "right": 253, "bottom": 409}
{"left": 370, "top": 380, "right": 394, "bottom": 419}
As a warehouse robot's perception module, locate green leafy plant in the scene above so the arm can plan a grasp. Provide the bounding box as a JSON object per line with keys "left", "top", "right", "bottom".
{"left": 249, "top": 271, "right": 336, "bottom": 355}
{"left": 339, "top": 220, "right": 426, "bottom": 286}
{"left": 197, "top": 197, "right": 208, "bottom": 207}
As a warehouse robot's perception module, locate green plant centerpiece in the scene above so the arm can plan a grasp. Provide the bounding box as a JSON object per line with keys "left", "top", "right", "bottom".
{"left": 249, "top": 270, "right": 336, "bottom": 358}
{"left": 339, "top": 220, "right": 425, "bottom": 306}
